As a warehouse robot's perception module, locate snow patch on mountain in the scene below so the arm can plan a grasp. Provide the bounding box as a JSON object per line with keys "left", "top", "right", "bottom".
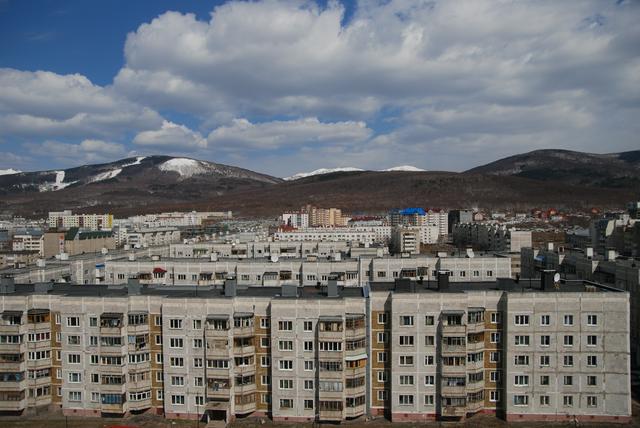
{"left": 89, "top": 168, "right": 122, "bottom": 183}
{"left": 158, "top": 158, "right": 209, "bottom": 178}
{"left": 283, "top": 167, "right": 364, "bottom": 181}
{"left": 39, "top": 170, "right": 77, "bottom": 191}
{"left": 383, "top": 165, "right": 425, "bottom": 172}
{"left": 0, "top": 168, "right": 21, "bottom": 176}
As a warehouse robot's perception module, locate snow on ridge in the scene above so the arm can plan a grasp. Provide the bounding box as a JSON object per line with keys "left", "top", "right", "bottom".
{"left": 283, "top": 167, "right": 364, "bottom": 181}
{"left": 89, "top": 168, "right": 123, "bottom": 183}
{"left": 39, "top": 170, "right": 77, "bottom": 192}
{"left": 383, "top": 165, "right": 425, "bottom": 172}
{"left": 0, "top": 168, "right": 21, "bottom": 176}
{"left": 158, "top": 158, "right": 209, "bottom": 178}
{"left": 122, "top": 156, "right": 146, "bottom": 167}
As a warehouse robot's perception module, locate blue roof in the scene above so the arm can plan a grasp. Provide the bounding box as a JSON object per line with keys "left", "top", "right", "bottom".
{"left": 399, "top": 208, "right": 426, "bottom": 216}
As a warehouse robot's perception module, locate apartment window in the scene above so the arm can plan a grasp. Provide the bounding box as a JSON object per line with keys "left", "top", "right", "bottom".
{"left": 490, "top": 312, "right": 501, "bottom": 324}
{"left": 68, "top": 372, "right": 82, "bottom": 383}
{"left": 194, "top": 377, "right": 203, "bottom": 387}
{"left": 490, "top": 332, "right": 501, "bottom": 343}
{"left": 377, "top": 332, "right": 388, "bottom": 344}
{"left": 587, "top": 335, "right": 597, "bottom": 346}
{"left": 540, "top": 335, "right": 550, "bottom": 346}
{"left": 399, "top": 375, "right": 414, "bottom": 385}
{"left": 377, "top": 352, "right": 387, "bottom": 363}
{"left": 304, "top": 380, "right": 314, "bottom": 390}
{"left": 90, "top": 336, "right": 98, "bottom": 346}
{"left": 563, "top": 376, "right": 573, "bottom": 386}
{"left": 490, "top": 352, "right": 500, "bottom": 363}
{"left": 490, "top": 391, "right": 500, "bottom": 402}
{"left": 278, "top": 340, "right": 293, "bottom": 351}
{"left": 279, "top": 379, "right": 293, "bottom": 390}
{"left": 425, "top": 315, "right": 434, "bottom": 326}
{"left": 399, "top": 315, "right": 414, "bottom": 326}
{"left": 154, "top": 316, "right": 162, "bottom": 326}
{"left": 171, "top": 395, "right": 185, "bottom": 405}
{"left": 563, "top": 355, "right": 574, "bottom": 367}
{"left": 425, "top": 335, "right": 434, "bottom": 346}
{"left": 377, "top": 371, "right": 388, "bottom": 383}
{"left": 540, "top": 395, "right": 550, "bottom": 406}
{"left": 513, "top": 395, "right": 528, "bottom": 406}
{"left": 91, "top": 392, "right": 100, "bottom": 402}
{"left": 563, "top": 315, "right": 574, "bottom": 326}
{"left": 514, "top": 315, "right": 529, "bottom": 326}
{"left": 89, "top": 317, "right": 97, "bottom": 327}
{"left": 399, "top": 394, "right": 414, "bottom": 405}
{"left": 540, "top": 355, "right": 550, "bottom": 366}
{"left": 424, "top": 375, "right": 435, "bottom": 386}
{"left": 303, "top": 321, "right": 313, "bottom": 331}
{"left": 304, "top": 399, "right": 314, "bottom": 410}
{"left": 377, "top": 390, "right": 387, "bottom": 401}
{"left": 424, "top": 355, "right": 434, "bottom": 365}
{"left": 278, "top": 321, "right": 293, "bottom": 331}
{"left": 68, "top": 354, "right": 81, "bottom": 364}
{"left": 514, "top": 375, "right": 529, "bottom": 386}
{"left": 304, "top": 341, "right": 313, "bottom": 352}
{"left": 540, "top": 375, "right": 550, "bottom": 386}
{"left": 66, "top": 316, "right": 79, "bottom": 327}
{"left": 280, "top": 399, "right": 293, "bottom": 409}
{"left": 377, "top": 313, "right": 387, "bottom": 324}
{"left": 169, "top": 338, "right": 183, "bottom": 349}
{"left": 587, "top": 355, "right": 598, "bottom": 367}
{"left": 90, "top": 355, "right": 98, "bottom": 365}
{"left": 261, "top": 375, "right": 270, "bottom": 385}
{"left": 563, "top": 335, "right": 574, "bottom": 346}
{"left": 193, "top": 319, "right": 202, "bottom": 329}
{"left": 279, "top": 360, "right": 293, "bottom": 371}
{"left": 68, "top": 391, "right": 82, "bottom": 402}
{"left": 587, "top": 315, "right": 598, "bottom": 326}
{"left": 157, "top": 390, "right": 164, "bottom": 401}
{"left": 425, "top": 395, "right": 434, "bottom": 405}
{"left": 514, "top": 355, "right": 529, "bottom": 366}
{"left": 195, "top": 396, "right": 204, "bottom": 406}
{"left": 514, "top": 335, "right": 530, "bottom": 346}
{"left": 563, "top": 395, "right": 573, "bottom": 407}
{"left": 171, "top": 376, "right": 185, "bottom": 387}
{"left": 399, "top": 335, "right": 414, "bottom": 346}
{"left": 260, "top": 318, "right": 270, "bottom": 329}
{"left": 156, "top": 354, "right": 163, "bottom": 364}
{"left": 193, "top": 358, "right": 203, "bottom": 368}
{"left": 490, "top": 371, "right": 500, "bottom": 382}
{"left": 587, "top": 396, "right": 597, "bottom": 407}
{"left": 319, "top": 341, "right": 342, "bottom": 351}
{"left": 540, "top": 315, "right": 550, "bottom": 326}
{"left": 55, "top": 314, "right": 61, "bottom": 324}
{"left": 169, "top": 319, "right": 182, "bottom": 329}
{"left": 155, "top": 372, "right": 163, "bottom": 382}
{"left": 90, "top": 373, "right": 98, "bottom": 383}
{"left": 587, "top": 375, "right": 597, "bottom": 386}
{"left": 304, "top": 360, "right": 314, "bottom": 371}
{"left": 399, "top": 355, "right": 414, "bottom": 366}
{"left": 170, "top": 357, "right": 184, "bottom": 368}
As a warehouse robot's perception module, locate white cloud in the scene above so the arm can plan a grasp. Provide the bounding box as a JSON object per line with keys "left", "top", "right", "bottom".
{"left": 26, "top": 139, "right": 127, "bottom": 165}
{"left": 133, "top": 120, "right": 207, "bottom": 148}
{"left": 207, "top": 117, "right": 372, "bottom": 150}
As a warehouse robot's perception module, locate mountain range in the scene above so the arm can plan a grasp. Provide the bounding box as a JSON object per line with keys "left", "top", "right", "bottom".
{"left": 0, "top": 149, "right": 638, "bottom": 217}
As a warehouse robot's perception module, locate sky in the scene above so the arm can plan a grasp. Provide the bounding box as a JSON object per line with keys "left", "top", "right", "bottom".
{"left": 0, "top": 0, "right": 638, "bottom": 177}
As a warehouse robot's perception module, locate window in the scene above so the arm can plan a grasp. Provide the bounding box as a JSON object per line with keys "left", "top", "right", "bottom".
{"left": 425, "top": 315, "right": 434, "bottom": 326}
{"left": 303, "top": 321, "right": 313, "bottom": 331}
{"left": 280, "top": 399, "right": 293, "bottom": 409}
{"left": 514, "top": 355, "right": 529, "bottom": 366}
{"left": 540, "top": 315, "right": 550, "bottom": 326}
{"left": 91, "top": 392, "right": 100, "bottom": 402}
{"left": 279, "top": 379, "right": 293, "bottom": 389}
{"left": 377, "top": 371, "right": 388, "bottom": 383}
{"left": 377, "top": 390, "right": 387, "bottom": 401}
{"left": 540, "top": 395, "right": 550, "bottom": 406}
{"left": 563, "top": 315, "right": 574, "bottom": 326}
{"left": 587, "top": 335, "right": 597, "bottom": 346}
{"left": 303, "top": 341, "right": 313, "bottom": 352}
{"left": 157, "top": 390, "right": 163, "bottom": 401}
{"left": 587, "top": 396, "right": 597, "bottom": 407}
{"left": 424, "top": 375, "right": 434, "bottom": 385}
{"left": 154, "top": 316, "right": 162, "bottom": 326}
{"left": 171, "top": 376, "right": 185, "bottom": 386}
{"left": 587, "top": 375, "right": 597, "bottom": 386}
{"left": 490, "top": 371, "right": 500, "bottom": 382}
{"left": 171, "top": 395, "right": 185, "bottom": 405}
{"left": 68, "top": 372, "right": 82, "bottom": 383}
{"left": 486, "top": 270, "right": 493, "bottom": 277}
{"left": 90, "top": 336, "right": 98, "bottom": 346}
{"left": 514, "top": 335, "right": 530, "bottom": 346}
{"left": 563, "top": 355, "right": 574, "bottom": 367}
{"left": 194, "top": 377, "right": 203, "bottom": 387}
{"left": 278, "top": 340, "right": 293, "bottom": 351}
{"left": 170, "top": 357, "right": 184, "bottom": 368}
{"left": 89, "top": 317, "right": 97, "bottom": 327}
{"left": 514, "top": 315, "right": 529, "bottom": 326}
{"left": 399, "top": 355, "right": 414, "bottom": 366}
{"left": 169, "top": 338, "right": 184, "bottom": 349}
{"left": 279, "top": 360, "right": 293, "bottom": 371}
{"left": 490, "top": 352, "right": 500, "bottom": 363}
{"left": 195, "top": 396, "right": 204, "bottom": 406}
{"left": 513, "top": 395, "right": 528, "bottom": 406}
{"left": 399, "top": 394, "right": 414, "bottom": 405}
{"left": 424, "top": 355, "right": 434, "bottom": 365}
{"left": 540, "top": 375, "right": 549, "bottom": 386}
{"left": 193, "top": 358, "right": 203, "bottom": 368}
{"left": 193, "top": 319, "right": 202, "bottom": 329}
{"left": 587, "top": 315, "right": 598, "bottom": 326}
{"left": 192, "top": 338, "right": 203, "bottom": 349}
{"left": 490, "top": 391, "right": 500, "bottom": 402}
{"left": 261, "top": 375, "right": 270, "bottom": 385}
{"left": 66, "top": 317, "right": 79, "bottom": 327}
{"left": 169, "top": 319, "right": 182, "bottom": 329}
{"left": 399, "top": 315, "right": 414, "bottom": 326}
{"left": 540, "top": 335, "right": 550, "bottom": 346}
{"left": 377, "top": 313, "right": 387, "bottom": 324}
{"left": 68, "top": 391, "right": 82, "bottom": 402}
{"left": 514, "top": 375, "right": 529, "bottom": 386}
{"left": 587, "top": 355, "right": 597, "bottom": 367}
{"left": 563, "top": 395, "right": 573, "bottom": 407}
{"left": 399, "top": 335, "right": 414, "bottom": 346}
{"left": 377, "top": 332, "right": 388, "bottom": 344}
{"left": 563, "top": 376, "right": 573, "bottom": 386}
{"left": 304, "top": 380, "right": 314, "bottom": 390}
{"left": 304, "top": 399, "right": 314, "bottom": 410}
{"left": 399, "top": 375, "right": 414, "bottom": 385}
{"left": 540, "top": 355, "right": 550, "bottom": 366}
{"left": 490, "top": 312, "right": 501, "bottom": 324}
{"left": 425, "top": 395, "right": 434, "bottom": 405}
{"left": 67, "top": 354, "right": 81, "bottom": 364}
{"left": 377, "top": 352, "right": 387, "bottom": 363}
{"left": 260, "top": 318, "right": 270, "bottom": 329}
{"left": 563, "top": 335, "right": 574, "bottom": 346}
{"left": 318, "top": 341, "right": 342, "bottom": 351}
{"left": 278, "top": 321, "right": 293, "bottom": 331}
{"left": 490, "top": 332, "right": 501, "bottom": 343}
{"left": 304, "top": 360, "right": 314, "bottom": 371}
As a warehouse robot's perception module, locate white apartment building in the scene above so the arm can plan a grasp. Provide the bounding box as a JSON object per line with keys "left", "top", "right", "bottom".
{"left": 48, "top": 211, "right": 113, "bottom": 231}
{"left": 12, "top": 233, "right": 44, "bottom": 255}
{"left": 126, "top": 228, "right": 181, "bottom": 248}
{"left": 281, "top": 212, "right": 309, "bottom": 229}
{"left": 274, "top": 226, "right": 392, "bottom": 244}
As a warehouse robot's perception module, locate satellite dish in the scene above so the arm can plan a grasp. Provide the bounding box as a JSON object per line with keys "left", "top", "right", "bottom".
{"left": 271, "top": 254, "right": 279, "bottom": 263}
{"left": 553, "top": 273, "right": 560, "bottom": 283}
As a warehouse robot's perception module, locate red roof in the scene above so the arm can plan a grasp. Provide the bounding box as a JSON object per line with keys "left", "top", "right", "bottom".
{"left": 153, "top": 267, "right": 167, "bottom": 274}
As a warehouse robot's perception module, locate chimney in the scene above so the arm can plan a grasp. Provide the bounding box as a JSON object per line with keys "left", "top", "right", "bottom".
{"left": 437, "top": 270, "right": 450, "bottom": 291}
{"left": 541, "top": 269, "right": 556, "bottom": 291}
{"left": 128, "top": 277, "right": 141, "bottom": 295}
{"left": 327, "top": 277, "right": 339, "bottom": 298}
{"left": 586, "top": 247, "right": 594, "bottom": 259}
{"left": 224, "top": 277, "right": 237, "bottom": 297}
{"left": 606, "top": 249, "right": 617, "bottom": 261}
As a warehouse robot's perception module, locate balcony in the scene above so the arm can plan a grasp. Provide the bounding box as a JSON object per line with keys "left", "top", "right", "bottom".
{"left": 345, "top": 404, "right": 365, "bottom": 419}
{"left": 0, "top": 398, "right": 26, "bottom": 411}
{"left": 128, "top": 380, "right": 152, "bottom": 392}
{"left": 441, "top": 324, "right": 466, "bottom": 335}
{"left": 318, "top": 317, "right": 344, "bottom": 340}
{"left": 318, "top": 409, "right": 343, "bottom": 421}
{"left": 441, "top": 385, "right": 466, "bottom": 396}
{"left": 31, "top": 375, "right": 52, "bottom": 387}
{"left": 345, "top": 385, "right": 366, "bottom": 397}
{"left": 0, "top": 311, "right": 23, "bottom": 334}
{"left": 467, "top": 400, "right": 484, "bottom": 413}
{"left": 233, "top": 344, "right": 255, "bottom": 357}
{"left": 345, "top": 314, "right": 366, "bottom": 340}
{"left": 128, "top": 399, "right": 151, "bottom": 411}
{"left": 101, "top": 383, "right": 126, "bottom": 394}
{"left": 98, "top": 364, "right": 126, "bottom": 375}
{"left": 0, "top": 359, "right": 25, "bottom": 372}
{"left": 207, "top": 341, "right": 231, "bottom": 358}
{"left": 126, "top": 324, "right": 149, "bottom": 335}
{"left": 0, "top": 343, "right": 24, "bottom": 353}
{"left": 101, "top": 402, "right": 125, "bottom": 414}
{"left": 318, "top": 350, "right": 343, "bottom": 361}
{"left": 441, "top": 364, "right": 466, "bottom": 376}
{"left": 466, "top": 359, "right": 484, "bottom": 371}
{"left": 466, "top": 322, "right": 484, "bottom": 335}
{"left": 207, "top": 367, "right": 231, "bottom": 378}
{"left": 441, "top": 405, "right": 466, "bottom": 417}
{"left": 0, "top": 378, "right": 27, "bottom": 391}
{"left": 344, "top": 366, "right": 366, "bottom": 378}
{"left": 234, "top": 397, "right": 256, "bottom": 414}
{"left": 208, "top": 385, "right": 231, "bottom": 400}
{"left": 441, "top": 344, "right": 466, "bottom": 355}
{"left": 235, "top": 364, "right": 255, "bottom": 377}
{"left": 233, "top": 313, "right": 254, "bottom": 338}
{"left": 235, "top": 383, "right": 256, "bottom": 395}
{"left": 466, "top": 341, "right": 484, "bottom": 353}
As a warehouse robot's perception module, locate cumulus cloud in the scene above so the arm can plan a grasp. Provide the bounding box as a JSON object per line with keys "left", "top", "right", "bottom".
{"left": 26, "top": 139, "right": 127, "bottom": 165}
{"left": 133, "top": 120, "right": 207, "bottom": 148}
{"left": 207, "top": 117, "right": 372, "bottom": 150}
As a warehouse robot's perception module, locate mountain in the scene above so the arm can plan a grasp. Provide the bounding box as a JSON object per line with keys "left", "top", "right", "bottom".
{"left": 382, "top": 165, "right": 425, "bottom": 172}
{"left": 0, "top": 168, "right": 21, "bottom": 176}
{"left": 466, "top": 149, "right": 640, "bottom": 189}
{"left": 0, "top": 156, "right": 281, "bottom": 216}
{"left": 284, "top": 165, "right": 425, "bottom": 180}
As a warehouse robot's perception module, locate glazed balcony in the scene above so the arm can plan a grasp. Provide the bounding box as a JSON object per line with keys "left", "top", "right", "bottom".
{"left": 0, "top": 398, "right": 26, "bottom": 411}
{"left": 318, "top": 409, "right": 343, "bottom": 421}
{"left": 345, "top": 404, "right": 365, "bottom": 418}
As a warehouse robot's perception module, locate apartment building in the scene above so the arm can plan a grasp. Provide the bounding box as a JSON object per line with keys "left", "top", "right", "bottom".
{"left": 42, "top": 228, "right": 116, "bottom": 258}
{"left": 281, "top": 212, "right": 309, "bottom": 229}
{"left": 453, "top": 223, "right": 533, "bottom": 253}
{"left": 125, "top": 228, "right": 181, "bottom": 248}
{"left": 0, "top": 274, "right": 629, "bottom": 424}
{"left": 389, "top": 209, "right": 449, "bottom": 238}
{"left": 169, "top": 241, "right": 350, "bottom": 259}
{"left": 391, "top": 227, "right": 420, "bottom": 254}
{"left": 48, "top": 211, "right": 113, "bottom": 231}
{"left": 11, "top": 232, "right": 44, "bottom": 255}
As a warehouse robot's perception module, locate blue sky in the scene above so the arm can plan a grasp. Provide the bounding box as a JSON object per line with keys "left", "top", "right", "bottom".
{"left": 0, "top": 0, "right": 638, "bottom": 177}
